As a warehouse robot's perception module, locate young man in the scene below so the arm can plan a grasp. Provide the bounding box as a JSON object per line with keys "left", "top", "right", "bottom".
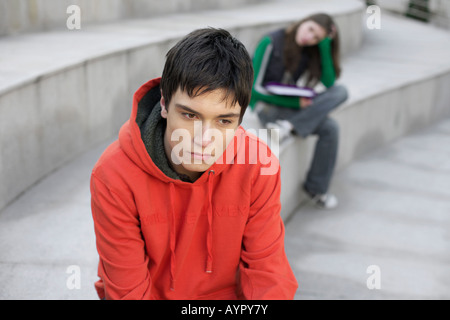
{"left": 90, "top": 28, "right": 298, "bottom": 300}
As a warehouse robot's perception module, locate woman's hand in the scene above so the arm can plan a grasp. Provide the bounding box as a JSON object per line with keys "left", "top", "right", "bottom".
{"left": 329, "top": 24, "right": 337, "bottom": 40}
{"left": 300, "top": 97, "right": 313, "bottom": 109}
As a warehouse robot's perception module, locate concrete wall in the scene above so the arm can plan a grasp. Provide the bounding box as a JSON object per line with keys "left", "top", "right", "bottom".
{"left": 334, "top": 73, "right": 450, "bottom": 170}
{"left": 0, "top": 56, "right": 131, "bottom": 210}
{"left": 0, "top": 0, "right": 266, "bottom": 36}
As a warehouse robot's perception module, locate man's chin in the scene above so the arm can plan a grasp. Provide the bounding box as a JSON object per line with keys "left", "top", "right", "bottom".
{"left": 180, "top": 162, "right": 214, "bottom": 174}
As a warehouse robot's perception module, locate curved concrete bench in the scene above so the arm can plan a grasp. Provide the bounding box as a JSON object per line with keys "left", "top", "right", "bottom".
{"left": 0, "top": 0, "right": 365, "bottom": 211}
{"left": 241, "top": 12, "right": 450, "bottom": 219}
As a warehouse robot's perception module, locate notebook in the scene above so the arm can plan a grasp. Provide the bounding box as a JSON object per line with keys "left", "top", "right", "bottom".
{"left": 265, "top": 82, "right": 316, "bottom": 98}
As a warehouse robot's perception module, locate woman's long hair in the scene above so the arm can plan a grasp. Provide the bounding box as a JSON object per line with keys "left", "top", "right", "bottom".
{"left": 284, "top": 13, "right": 341, "bottom": 87}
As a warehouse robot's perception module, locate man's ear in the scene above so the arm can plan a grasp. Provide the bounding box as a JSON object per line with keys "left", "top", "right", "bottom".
{"left": 160, "top": 92, "right": 168, "bottom": 119}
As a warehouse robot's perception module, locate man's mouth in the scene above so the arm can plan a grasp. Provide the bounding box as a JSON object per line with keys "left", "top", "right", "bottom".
{"left": 190, "top": 152, "right": 212, "bottom": 161}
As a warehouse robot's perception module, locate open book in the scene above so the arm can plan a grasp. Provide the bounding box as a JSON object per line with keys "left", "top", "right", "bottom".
{"left": 265, "top": 82, "right": 316, "bottom": 98}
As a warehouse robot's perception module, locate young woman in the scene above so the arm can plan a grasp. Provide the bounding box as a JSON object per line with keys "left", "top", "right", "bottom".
{"left": 250, "top": 13, "right": 349, "bottom": 209}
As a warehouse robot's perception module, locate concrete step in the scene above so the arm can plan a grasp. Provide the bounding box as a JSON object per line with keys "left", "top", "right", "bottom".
{"left": 0, "top": 0, "right": 365, "bottom": 212}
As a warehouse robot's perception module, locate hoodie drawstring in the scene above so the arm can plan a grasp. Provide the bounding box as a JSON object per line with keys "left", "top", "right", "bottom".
{"left": 169, "top": 182, "right": 176, "bottom": 291}
{"left": 206, "top": 170, "right": 215, "bottom": 273}
{"left": 168, "top": 171, "right": 215, "bottom": 291}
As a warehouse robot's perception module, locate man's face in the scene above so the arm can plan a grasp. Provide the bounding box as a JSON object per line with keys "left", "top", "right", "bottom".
{"left": 161, "top": 88, "right": 241, "bottom": 181}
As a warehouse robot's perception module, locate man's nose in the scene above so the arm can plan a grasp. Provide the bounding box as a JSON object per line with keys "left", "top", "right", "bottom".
{"left": 194, "top": 121, "right": 214, "bottom": 147}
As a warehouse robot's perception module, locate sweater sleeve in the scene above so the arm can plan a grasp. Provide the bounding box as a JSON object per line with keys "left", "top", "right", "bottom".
{"left": 237, "top": 151, "right": 298, "bottom": 299}
{"left": 91, "top": 172, "right": 153, "bottom": 300}
{"left": 318, "top": 37, "right": 336, "bottom": 88}
{"left": 250, "top": 36, "right": 301, "bottom": 110}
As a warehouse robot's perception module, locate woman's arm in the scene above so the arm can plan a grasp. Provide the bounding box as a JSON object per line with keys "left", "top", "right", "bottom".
{"left": 318, "top": 37, "right": 336, "bottom": 88}
{"left": 250, "top": 36, "right": 301, "bottom": 109}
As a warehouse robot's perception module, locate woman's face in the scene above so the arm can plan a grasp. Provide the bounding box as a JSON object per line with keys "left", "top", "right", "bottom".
{"left": 295, "top": 20, "right": 327, "bottom": 46}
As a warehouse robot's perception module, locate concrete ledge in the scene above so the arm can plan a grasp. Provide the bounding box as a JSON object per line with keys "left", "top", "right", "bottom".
{"left": 0, "top": 0, "right": 267, "bottom": 37}
{"left": 0, "top": 0, "right": 365, "bottom": 211}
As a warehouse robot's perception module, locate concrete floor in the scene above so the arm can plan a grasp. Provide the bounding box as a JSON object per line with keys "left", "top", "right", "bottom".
{"left": 285, "top": 117, "right": 450, "bottom": 300}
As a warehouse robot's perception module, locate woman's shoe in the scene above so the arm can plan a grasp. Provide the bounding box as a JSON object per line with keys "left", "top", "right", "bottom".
{"left": 303, "top": 186, "right": 338, "bottom": 209}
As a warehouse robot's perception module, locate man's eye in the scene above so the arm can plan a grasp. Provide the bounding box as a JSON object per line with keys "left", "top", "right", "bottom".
{"left": 219, "top": 119, "right": 233, "bottom": 125}
{"left": 183, "top": 113, "right": 197, "bottom": 120}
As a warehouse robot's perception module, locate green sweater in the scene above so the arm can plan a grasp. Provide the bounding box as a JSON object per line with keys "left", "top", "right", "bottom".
{"left": 250, "top": 36, "right": 336, "bottom": 110}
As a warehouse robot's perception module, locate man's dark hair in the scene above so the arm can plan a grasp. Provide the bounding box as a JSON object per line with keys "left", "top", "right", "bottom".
{"left": 160, "top": 28, "right": 254, "bottom": 123}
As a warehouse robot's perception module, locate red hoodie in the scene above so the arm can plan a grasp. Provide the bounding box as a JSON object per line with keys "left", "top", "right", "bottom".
{"left": 90, "top": 78, "right": 298, "bottom": 300}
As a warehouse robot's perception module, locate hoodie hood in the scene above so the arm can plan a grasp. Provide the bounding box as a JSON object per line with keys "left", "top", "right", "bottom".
{"left": 119, "top": 77, "right": 234, "bottom": 185}
{"left": 117, "top": 77, "right": 240, "bottom": 292}
{"left": 140, "top": 100, "right": 193, "bottom": 182}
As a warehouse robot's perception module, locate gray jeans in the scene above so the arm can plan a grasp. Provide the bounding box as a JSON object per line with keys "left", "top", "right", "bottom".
{"left": 256, "top": 85, "right": 349, "bottom": 194}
